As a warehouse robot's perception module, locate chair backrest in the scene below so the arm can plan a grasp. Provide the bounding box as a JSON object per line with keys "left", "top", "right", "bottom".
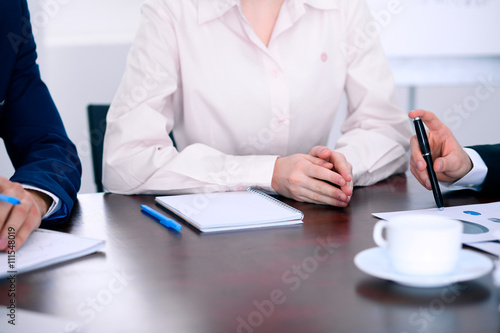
{"left": 87, "top": 104, "right": 177, "bottom": 192}
{"left": 87, "top": 105, "right": 110, "bottom": 192}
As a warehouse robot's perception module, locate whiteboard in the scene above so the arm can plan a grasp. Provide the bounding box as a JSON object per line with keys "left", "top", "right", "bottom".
{"left": 366, "top": 0, "right": 500, "bottom": 57}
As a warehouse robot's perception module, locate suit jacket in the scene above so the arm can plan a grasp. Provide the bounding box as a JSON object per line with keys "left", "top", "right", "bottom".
{"left": 470, "top": 144, "right": 500, "bottom": 193}
{"left": 0, "top": 0, "right": 81, "bottom": 222}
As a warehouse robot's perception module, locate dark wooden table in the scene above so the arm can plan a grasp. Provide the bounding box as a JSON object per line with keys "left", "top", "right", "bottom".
{"left": 2, "top": 172, "right": 500, "bottom": 333}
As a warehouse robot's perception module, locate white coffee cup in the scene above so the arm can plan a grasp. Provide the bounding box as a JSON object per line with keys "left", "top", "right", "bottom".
{"left": 373, "top": 215, "right": 463, "bottom": 276}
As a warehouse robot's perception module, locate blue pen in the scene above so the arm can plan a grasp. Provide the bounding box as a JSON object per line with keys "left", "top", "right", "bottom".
{"left": 0, "top": 194, "right": 20, "bottom": 205}
{"left": 141, "top": 205, "right": 182, "bottom": 232}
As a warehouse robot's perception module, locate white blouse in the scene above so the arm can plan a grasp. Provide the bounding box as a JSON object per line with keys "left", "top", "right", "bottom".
{"left": 103, "top": 0, "right": 412, "bottom": 195}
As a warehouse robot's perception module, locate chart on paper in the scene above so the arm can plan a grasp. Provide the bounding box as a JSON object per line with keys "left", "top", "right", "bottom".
{"left": 373, "top": 201, "right": 500, "bottom": 244}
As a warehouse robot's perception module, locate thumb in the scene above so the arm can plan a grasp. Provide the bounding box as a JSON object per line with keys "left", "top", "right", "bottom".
{"left": 313, "top": 146, "right": 331, "bottom": 160}
{"left": 434, "top": 157, "right": 447, "bottom": 174}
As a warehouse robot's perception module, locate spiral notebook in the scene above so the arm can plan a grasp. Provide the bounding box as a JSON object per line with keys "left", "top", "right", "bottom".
{"left": 155, "top": 188, "right": 304, "bottom": 232}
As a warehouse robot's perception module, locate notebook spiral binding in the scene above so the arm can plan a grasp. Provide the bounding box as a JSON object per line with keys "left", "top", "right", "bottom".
{"left": 246, "top": 188, "right": 304, "bottom": 217}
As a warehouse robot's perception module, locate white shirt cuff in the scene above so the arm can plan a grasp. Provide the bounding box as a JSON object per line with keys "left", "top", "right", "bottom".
{"left": 440, "top": 148, "right": 488, "bottom": 191}
{"left": 21, "top": 185, "right": 62, "bottom": 220}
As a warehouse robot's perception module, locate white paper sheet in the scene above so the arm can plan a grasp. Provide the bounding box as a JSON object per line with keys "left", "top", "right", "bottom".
{"left": 0, "top": 228, "right": 105, "bottom": 278}
{"left": 373, "top": 201, "right": 500, "bottom": 244}
{"left": 467, "top": 241, "right": 500, "bottom": 258}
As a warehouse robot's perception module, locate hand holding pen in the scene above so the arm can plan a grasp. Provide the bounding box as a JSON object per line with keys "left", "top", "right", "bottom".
{"left": 409, "top": 110, "right": 473, "bottom": 183}
{"left": 409, "top": 110, "right": 474, "bottom": 208}
{"left": 0, "top": 176, "right": 49, "bottom": 251}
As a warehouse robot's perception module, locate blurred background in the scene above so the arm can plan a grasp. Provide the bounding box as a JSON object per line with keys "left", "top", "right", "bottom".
{"left": 1, "top": 0, "right": 499, "bottom": 193}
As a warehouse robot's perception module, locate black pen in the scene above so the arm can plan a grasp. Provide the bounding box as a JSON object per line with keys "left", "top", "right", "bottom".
{"left": 413, "top": 117, "right": 444, "bottom": 211}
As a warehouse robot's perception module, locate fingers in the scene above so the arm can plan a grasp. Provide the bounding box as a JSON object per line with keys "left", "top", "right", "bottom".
{"left": 304, "top": 154, "right": 353, "bottom": 198}
{"left": 295, "top": 186, "right": 349, "bottom": 207}
{"left": 408, "top": 109, "right": 430, "bottom": 120}
{"left": 0, "top": 177, "right": 18, "bottom": 230}
{"left": 409, "top": 135, "right": 431, "bottom": 189}
{"left": 308, "top": 146, "right": 334, "bottom": 169}
{"left": 289, "top": 173, "right": 350, "bottom": 207}
{"left": 309, "top": 145, "right": 331, "bottom": 158}
{"left": 309, "top": 147, "right": 352, "bottom": 182}
{"left": 271, "top": 154, "right": 352, "bottom": 207}
{"left": 304, "top": 155, "right": 346, "bottom": 186}
{"left": 0, "top": 180, "right": 42, "bottom": 251}
{"left": 306, "top": 165, "right": 351, "bottom": 201}
{"left": 330, "top": 151, "right": 353, "bottom": 184}
{"left": 331, "top": 153, "right": 353, "bottom": 197}
{"left": 409, "top": 110, "right": 472, "bottom": 184}
{"left": 0, "top": 180, "right": 25, "bottom": 250}
{"left": 410, "top": 163, "right": 431, "bottom": 191}
{"left": 307, "top": 149, "right": 354, "bottom": 199}
{"left": 10, "top": 206, "right": 41, "bottom": 250}
{"left": 408, "top": 109, "right": 447, "bottom": 133}
{"left": 311, "top": 158, "right": 333, "bottom": 170}
{"left": 433, "top": 151, "right": 472, "bottom": 183}
{"left": 2, "top": 195, "right": 36, "bottom": 251}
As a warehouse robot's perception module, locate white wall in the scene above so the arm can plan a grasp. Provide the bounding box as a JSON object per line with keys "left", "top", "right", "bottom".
{"left": 366, "top": 0, "right": 500, "bottom": 57}
{"left": 1, "top": 0, "right": 499, "bottom": 194}
{"left": 0, "top": 0, "right": 142, "bottom": 193}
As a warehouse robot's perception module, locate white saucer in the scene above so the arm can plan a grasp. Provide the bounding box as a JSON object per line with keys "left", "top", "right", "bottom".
{"left": 354, "top": 247, "right": 493, "bottom": 288}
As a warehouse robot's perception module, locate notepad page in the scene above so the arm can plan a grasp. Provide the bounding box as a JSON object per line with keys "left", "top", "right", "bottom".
{"left": 0, "top": 229, "right": 105, "bottom": 278}
{"left": 156, "top": 190, "right": 303, "bottom": 230}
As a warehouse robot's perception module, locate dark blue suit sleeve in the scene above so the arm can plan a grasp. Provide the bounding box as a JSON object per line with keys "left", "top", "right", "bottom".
{"left": 0, "top": 0, "right": 82, "bottom": 223}
{"left": 469, "top": 144, "right": 500, "bottom": 194}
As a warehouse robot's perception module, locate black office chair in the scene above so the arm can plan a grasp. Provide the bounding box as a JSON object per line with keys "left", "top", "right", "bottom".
{"left": 87, "top": 105, "right": 110, "bottom": 192}
{"left": 87, "top": 104, "right": 176, "bottom": 192}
